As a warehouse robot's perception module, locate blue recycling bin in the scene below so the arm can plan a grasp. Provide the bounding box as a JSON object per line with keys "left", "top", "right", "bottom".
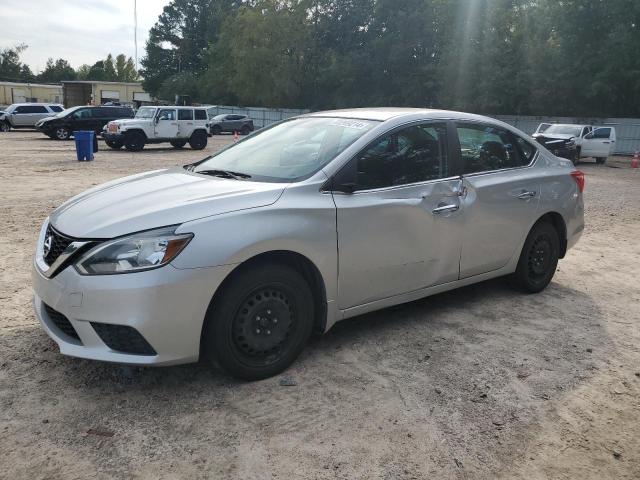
{"left": 74, "top": 131, "right": 94, "bottom": 161}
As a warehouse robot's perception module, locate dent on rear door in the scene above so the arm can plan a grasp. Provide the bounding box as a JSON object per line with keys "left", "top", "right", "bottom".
{"left": 459, "top": 169, "right": 541, "bottom": 278}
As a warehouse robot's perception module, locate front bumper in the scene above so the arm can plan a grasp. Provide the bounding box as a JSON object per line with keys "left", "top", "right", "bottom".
{"left": 32, "top": 253, "right": 235, "bottom": 366}
{"left": 102, "top": 131, "right": 125, "bottom": 142}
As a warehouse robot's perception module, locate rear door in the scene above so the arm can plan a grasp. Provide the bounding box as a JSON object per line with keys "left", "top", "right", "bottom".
{"left": 177, "top": 109, "right": 194, "bottom": 137}
{"left": 333, "top": 121, "right": 463, "bottom": 309}
{"left": 13, "top": 105, "right": 49, "bottom": 126}
{"left": 455, "top": 122, "right": 541, "bottom": 278}
{"left": 581, "top": 127, "right": 613, "bottom": 158}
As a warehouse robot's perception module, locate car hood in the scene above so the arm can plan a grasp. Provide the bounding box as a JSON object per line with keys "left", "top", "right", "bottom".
{"left": 36, "top": 116, "right": 58, "bottom": 125}
{"left": 50, "top": 167, "right": 287, "bottom": 238}
{"left": 532, "top": 133, "right": 575, "bottom": 141}
{"left": 111, "top": 118, "right": 150, "bottom": 126}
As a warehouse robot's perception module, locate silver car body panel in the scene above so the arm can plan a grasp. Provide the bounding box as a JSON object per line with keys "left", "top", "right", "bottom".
{"left": 32, "top": 108, "right": 584, "bottom": 364}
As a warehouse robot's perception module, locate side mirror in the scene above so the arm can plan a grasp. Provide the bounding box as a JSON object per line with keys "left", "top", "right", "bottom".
{"left": 336, "top": 182, "right": 357, "bottom": 194}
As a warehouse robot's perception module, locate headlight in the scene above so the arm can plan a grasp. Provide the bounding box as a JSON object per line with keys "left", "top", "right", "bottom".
{"left": 566, "top": 138, "right": 576, "bottom": 147}
{"left": 75, "top": 226, "right": 193, "bottom": 275}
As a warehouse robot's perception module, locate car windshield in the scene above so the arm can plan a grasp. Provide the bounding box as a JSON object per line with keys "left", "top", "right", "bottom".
{"left": 193, "top": 117, "right": 379, "bottom": 182}
{"left": 544, "top": 125, "right": 582, "bottom": 136}
{"left": 135, "top": 107, "right": 156, "bottom": 119}
{"left": 55, "top": 106, "right": 82, "bottom": 118}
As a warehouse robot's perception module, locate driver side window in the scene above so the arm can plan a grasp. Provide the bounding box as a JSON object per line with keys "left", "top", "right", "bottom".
{"left": 354, "top": 123, "right": 449, "bottom": 191}
{"left": 157, "top": 109, "right": 176, "bottom": 121}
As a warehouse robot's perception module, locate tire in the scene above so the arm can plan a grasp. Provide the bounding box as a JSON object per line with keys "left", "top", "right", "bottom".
{"left": 573, "top": 148, "right": 580, "bottom": 166}
{"left": 241, "top": 125, "right": 251, "bottom": 136}
{"left": 511, "top": 221, "right": 560, "bottom": 293}
{"left": 0, "top": 121, "right": 10, "bottom": 132}
{"left": 204, "top": 262, "right": 315, "bottom": 380}
{"left": 105, "top": 139, "right": 123, "bottom": 150}
{"left": 170, "top": 139, "right": 187, "bottom": 149}
{"left": 211, "top": 125, "right": 222, "bottom": 135}
{"left": 124, "top": 131, "right": 145, "bottom": 152}
{"left": 189, "top": 130, "right": 207, "bottom": 150}
{"left": 54, "top": 126, "right": 71, "bottom": 140}
{"left": 596, "top": 157, "right": 606, "bottom": 165}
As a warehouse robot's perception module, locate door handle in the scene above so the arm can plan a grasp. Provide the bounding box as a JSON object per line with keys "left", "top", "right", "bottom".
{"left": 432, "top": 203, "right": 459, "bottom": 214}
{"left": 517, "top": 191, "right": 537, "bottom": 200}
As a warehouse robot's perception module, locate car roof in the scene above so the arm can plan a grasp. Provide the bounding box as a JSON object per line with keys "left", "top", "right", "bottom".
{"left": 302, "top": 108, "right": 525, "bottom": 131}
{"left": 9, "top": 102, "right": 63, "bottom": 107}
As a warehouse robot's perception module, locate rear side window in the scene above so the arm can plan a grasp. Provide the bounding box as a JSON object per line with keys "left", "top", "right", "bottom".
{"left": 16, "top": 105, "right": 48, "bottom": 114}
{"left": 456, "top": 123, "right": 529, "bottom": 174}
{"left": 91, "top": 108, "right": 110, "bottom": 118}
{"left": 178, "top": 109, "right": 194, "bottom": 121}
{"left": 49, "top": 105, "right": 63, "bottom": 112}
{"left": 592, "top": 127, "right": 612, "bottom": 139}
{"left": 354, "top": 123, "right": 449, "bottom": 190}
{"left": 194, "top": 109, "right": 207, "bottom": 120}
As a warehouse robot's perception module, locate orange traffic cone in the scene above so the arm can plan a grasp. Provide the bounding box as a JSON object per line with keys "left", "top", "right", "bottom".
{"left": 233, "top": 130, "right": 239, "bottom": 142}
{"left": 632, "top": 151, "right": 639, "bottom": 169}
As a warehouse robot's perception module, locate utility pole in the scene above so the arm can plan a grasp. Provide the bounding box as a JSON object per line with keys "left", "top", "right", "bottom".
{"left": 134, "top": 0, "right": 138, "bottom": 71}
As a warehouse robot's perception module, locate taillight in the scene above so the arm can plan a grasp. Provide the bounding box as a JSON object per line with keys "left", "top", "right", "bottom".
{"left": 571, "top": 170, "right": 585, "bottom": 193}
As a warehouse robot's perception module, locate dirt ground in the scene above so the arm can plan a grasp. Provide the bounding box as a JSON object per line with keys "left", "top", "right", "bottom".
{"left": 0, "top": 131, "right": 638, "bottom": 480}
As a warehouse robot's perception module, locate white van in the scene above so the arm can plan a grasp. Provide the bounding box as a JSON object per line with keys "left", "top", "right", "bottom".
{"left": 534, "top": 123, "right": 616, "bottom": 164}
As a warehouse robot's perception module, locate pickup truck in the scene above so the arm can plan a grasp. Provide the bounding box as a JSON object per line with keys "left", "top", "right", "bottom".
{"left": 532, "top": 123, "right": 616, "bottom": 165}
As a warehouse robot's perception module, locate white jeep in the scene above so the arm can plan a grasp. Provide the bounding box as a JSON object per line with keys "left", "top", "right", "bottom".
{"left": 102, "top": 106, "right": 210, "bottom": 151}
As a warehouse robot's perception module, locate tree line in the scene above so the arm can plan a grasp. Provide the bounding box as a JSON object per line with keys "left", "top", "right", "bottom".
{"left": 0, "top": 45, "right": 138, "bottom": 84}
{"left": 142, "top": 0, "right": 640, "bottom": 117}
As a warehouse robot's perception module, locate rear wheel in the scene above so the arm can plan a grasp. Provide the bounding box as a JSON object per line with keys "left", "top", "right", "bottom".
{"left": 0, "top": 121, "right": 10, "bottom": 132}
{"left": 105, "top": 139, "right": 123, "bottom": 150}
{"left": 124, "top": 131, "right": 145, "bottom": 151}
{"left": 511, "top": 222, "right": 560, "bottom": 293}
{"left": 204, "top": 262, "right": 314, "bottom": 380}
{"left": 241, "top": 125, "right": 251, "bottom": 136}
{"left": 189, "top": 130, "right": 207, "bottom": 150}
{"left": 54, "top": 126, "right": 71, "bottom": 140}
{"left": 170, "top": 139, "right": 187, "bottom": 149}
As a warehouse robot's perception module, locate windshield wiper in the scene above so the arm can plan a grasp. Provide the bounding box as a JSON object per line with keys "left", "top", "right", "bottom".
{"left": 194, "top": 169, "right": 252, "bottom": 180}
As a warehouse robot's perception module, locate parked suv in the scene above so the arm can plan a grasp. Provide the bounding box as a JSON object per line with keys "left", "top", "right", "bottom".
{"left": 209, "top": 114, "right": 254, "bottom": 135}
{"left": 102, "top": 106, "right": 210, "bottom": 151}
{"left": 532, "top": 123, "right": 616, "bottom": 165}
{"left": 35, "top": 106, "right": 134, "bottom": 140}
{"left": 0, "top": 103, "right": 64, "bottom": 131}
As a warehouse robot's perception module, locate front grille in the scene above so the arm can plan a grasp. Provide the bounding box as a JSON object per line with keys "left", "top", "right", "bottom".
{"left": 91, "top": 323, "right": 157, "bottom": 356}
{"left": 43, "top": 304, "right": 81, "bottom": 342}
{"left": 44, "top": 225, "right": 74, "bottom": 266}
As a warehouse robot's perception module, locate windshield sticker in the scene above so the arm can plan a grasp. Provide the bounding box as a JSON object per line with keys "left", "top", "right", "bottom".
{"left": 329, "top": 119, "right": 370, "bottom": 130}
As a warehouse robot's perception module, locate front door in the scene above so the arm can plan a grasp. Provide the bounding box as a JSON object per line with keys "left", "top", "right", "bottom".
{"left": 581, "top": 127, "right": 613, "bottom": 158}
{"left": 155, "top": 108, "right": 179, "bottom": 138}
{"left": 333, "top": 122, "right": 463, "bottom": 309}
{"left": 455, "top": 122, "right": 541, "bottom": 278}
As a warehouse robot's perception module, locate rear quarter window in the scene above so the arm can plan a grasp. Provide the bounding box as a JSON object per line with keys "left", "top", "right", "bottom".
{"left": 194, "top": 109, "right": 207, "bottom": 120}
{"left": 49, "top": 106, "right": 63, "bottom": 112}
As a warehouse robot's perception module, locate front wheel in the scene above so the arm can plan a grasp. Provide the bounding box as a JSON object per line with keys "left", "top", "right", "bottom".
{"left": 595, "top": 157, "right": 607, "bottom": 165}
{"left": 204, "top": 262, "right": 314, "bottom": 380}
{"left": 124, "top": 132, "right": 145, "bottom": 151}
{"left": 54, "top": 127, "right": 71, "bottom": 140}
{"left": 189, "top": 130, "right": 207, "bottom": 150}
{"left": 211, "top": 125, "right": 222, "bottom": 135}
{"left": 105, "top": 139, "right": 123, "bottom": 150}
{"left": 573, "top": 148, "right": 580, "bottom": 166}
{"left": 0, "top": 121, "right": 10, "bottom": 132}
{"left": 511, "top": 222, "right": 560, "bottom": 293}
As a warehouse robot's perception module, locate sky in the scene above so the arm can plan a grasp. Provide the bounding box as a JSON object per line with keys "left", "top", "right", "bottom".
{"left": 0, "top": 0, "right": 172, "bottom": 73}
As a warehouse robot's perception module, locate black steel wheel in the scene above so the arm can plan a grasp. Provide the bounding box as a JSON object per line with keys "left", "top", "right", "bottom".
{"left": 189, "top": 130, "right": 207, "bottom": 150}
{"left": 204, "top": 262, "right": 314, "bottom": 380}
{"left": 124, "top": 131, "right": 145, "bottom": 151}
{"left": 511, "top": 222, "right": 559, "bottom": 293}
{"left": 0, "top": 122, "right": 10, "bottom": 132}
{"left": 106, "top": 139, "right": 123, "bottom": 150}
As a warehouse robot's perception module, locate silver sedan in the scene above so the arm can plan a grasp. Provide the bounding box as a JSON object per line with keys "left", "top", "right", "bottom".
{"left": 32, "top": 108, "right": 584, "bottom": 380}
